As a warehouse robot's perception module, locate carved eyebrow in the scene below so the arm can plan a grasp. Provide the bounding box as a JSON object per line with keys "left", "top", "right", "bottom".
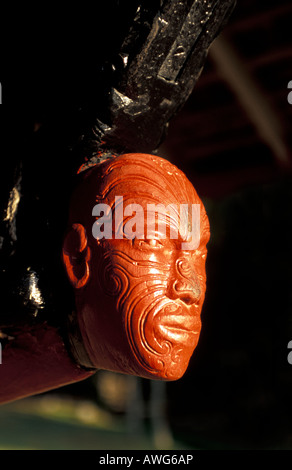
{"left": 105, "top": 249, "right": 171, "bottom": 270}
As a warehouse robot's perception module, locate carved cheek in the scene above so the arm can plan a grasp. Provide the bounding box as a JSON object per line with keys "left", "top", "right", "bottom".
{"left": 124, "top": 269, "right": 201, "bottom": 378}
{"left": 130, "top": 295, "right": 201, "bottom": 380}
{"left": 94, "top": 247, "right": 202, "bottom": 379}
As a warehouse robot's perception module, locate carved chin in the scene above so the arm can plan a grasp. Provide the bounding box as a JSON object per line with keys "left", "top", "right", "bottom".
{"left": 126, "top": 297, "right": 201, "bottom": 380}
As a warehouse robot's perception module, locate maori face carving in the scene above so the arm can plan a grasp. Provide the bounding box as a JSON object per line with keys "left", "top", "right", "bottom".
{"left": 63, "top": 153, "right": 210, "bottom": 380}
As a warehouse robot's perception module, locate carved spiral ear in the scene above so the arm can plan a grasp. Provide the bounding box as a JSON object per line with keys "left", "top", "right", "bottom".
{"left": 62, "top": 223, "right": 91, "bottom": 289}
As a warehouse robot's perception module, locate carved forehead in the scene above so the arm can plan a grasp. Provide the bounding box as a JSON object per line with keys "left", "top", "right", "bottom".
{"left": 69, "top": 153, "right": 208, "bottom": 232}
{"left": 95, "top": 153, "right": 200, "bottom": 206}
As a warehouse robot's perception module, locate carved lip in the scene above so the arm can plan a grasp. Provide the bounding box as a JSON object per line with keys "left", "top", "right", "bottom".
{"left": 158, "top": 315, "right": 200, "bottom": 335}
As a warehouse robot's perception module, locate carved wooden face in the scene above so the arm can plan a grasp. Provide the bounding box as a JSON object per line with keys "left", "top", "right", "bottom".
{"left": 63, "top": 153, "right": 210, "bottom": 380}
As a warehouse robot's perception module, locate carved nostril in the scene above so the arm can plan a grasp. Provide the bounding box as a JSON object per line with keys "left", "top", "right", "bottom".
{"left": 173, "top": 280, "right": 201, "bottom": 305}
{"left": 182, "top": 295, "right": 196, "bottom": 306}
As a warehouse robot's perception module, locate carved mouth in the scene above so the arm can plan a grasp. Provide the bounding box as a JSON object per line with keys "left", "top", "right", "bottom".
{"left": 157, "top": 315, "right": 201, "bottom": 339}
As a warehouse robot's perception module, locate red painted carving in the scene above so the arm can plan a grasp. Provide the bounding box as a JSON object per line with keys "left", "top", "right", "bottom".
{"left": 63, "top": 153, "right": 210, "bottom": 380}
{"left": 0, "top": 152, "right": 210, "bottom": 405}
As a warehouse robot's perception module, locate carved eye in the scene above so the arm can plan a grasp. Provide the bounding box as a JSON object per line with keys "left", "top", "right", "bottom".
{"left": 147, "top": 239, "right": 162, "bottom": 248}
{"left": 135, "top": 238, "right": 164, "bottom": 249}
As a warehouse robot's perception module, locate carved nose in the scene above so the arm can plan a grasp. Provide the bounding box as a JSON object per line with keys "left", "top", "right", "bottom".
{"left": 170, "top": 257, "right": 201, "bottom": 305}
{"left": 173, "top": 280, "right": 201, "bottom": 305}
